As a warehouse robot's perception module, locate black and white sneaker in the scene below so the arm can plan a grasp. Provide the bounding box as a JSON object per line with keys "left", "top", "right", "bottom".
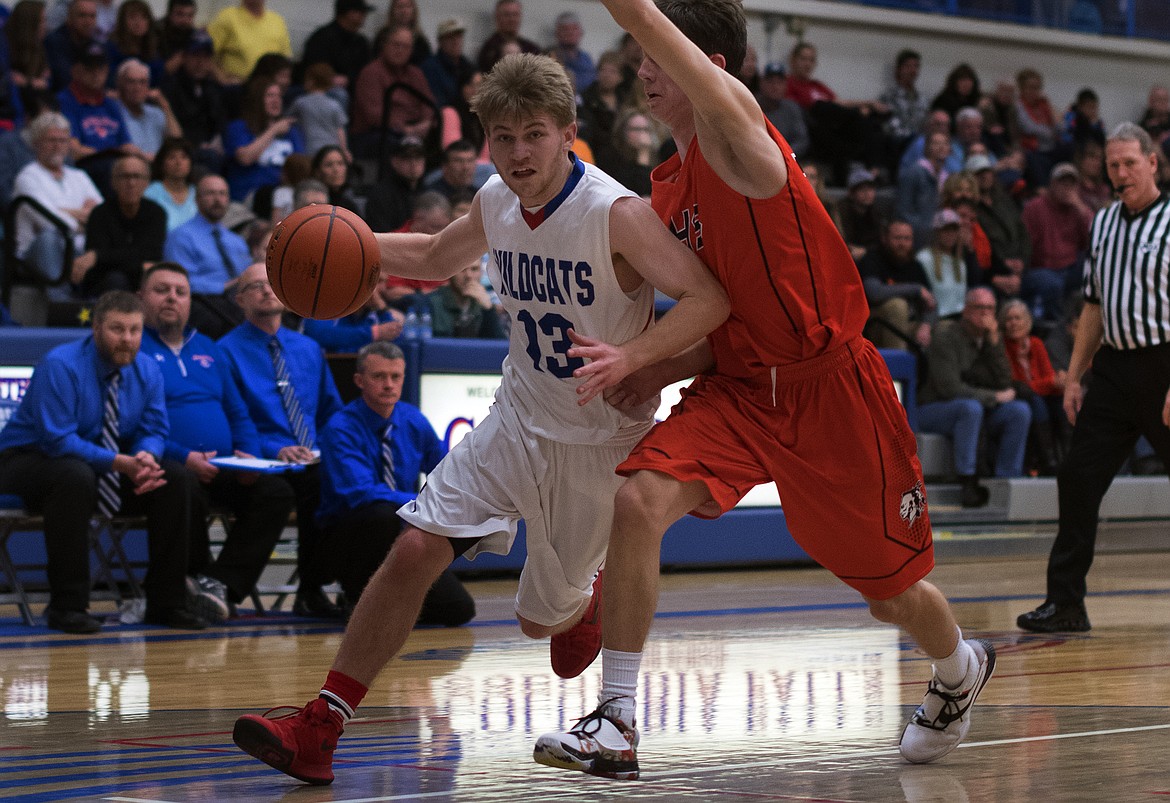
{"left": 900, "top": 638, "right": 996, "bottom": 763}
{"left": 186, "top": 574, "right": 230, "bottom": 624}
{"left": 534, "top": 700, "right": 640, "bottom": 780}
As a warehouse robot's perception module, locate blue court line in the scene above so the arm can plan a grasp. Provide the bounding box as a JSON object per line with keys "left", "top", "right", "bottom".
{"left": 2, "top": 586, "right": 1167, "bottom": 650}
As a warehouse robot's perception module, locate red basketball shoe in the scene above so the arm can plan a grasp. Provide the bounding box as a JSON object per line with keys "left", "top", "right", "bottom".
{"left": 233, "top": 698, "right": 343, "bottom": 785}
{"left": 551, "top": 571, "right": 603, "bottom": 679}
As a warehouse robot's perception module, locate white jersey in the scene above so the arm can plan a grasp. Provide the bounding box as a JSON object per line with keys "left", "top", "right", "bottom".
{"left": 479, "top": 155, "right": 657, "bottom": 443}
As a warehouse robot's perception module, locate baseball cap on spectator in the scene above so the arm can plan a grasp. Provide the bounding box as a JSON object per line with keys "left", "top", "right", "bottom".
{"left": 390, "top": 136, "right": 426, "bottom": 158}
{"left": 965, "top": 153, "right": 994, "bottom": 173}
{"left": 77, "top": 41, "right": 109, "bottom": 69}
{"left": 437, "top": 18, "right": 466, "bottom": 38}
{"left": 1050, "top": 162, "right": 1079, "bottom": 182}
{"left": 336, "top": 0, "right": 374, "bottom": 13}
{"left": 932, "top": 208, "right": 962, "bottom": 229}
{"left": 185, "top": 31, "right": 214, "bottom": 54}
{"left": 846, "top": 167, "right": 876, "bottom": 191}
{"left": 763, "top": 62, "right": 786, "bottom": 79}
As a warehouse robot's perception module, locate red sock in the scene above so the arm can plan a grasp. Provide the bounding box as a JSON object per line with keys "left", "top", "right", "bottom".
{"left": 319, "top": 670, "right": 368, "bottom": 723}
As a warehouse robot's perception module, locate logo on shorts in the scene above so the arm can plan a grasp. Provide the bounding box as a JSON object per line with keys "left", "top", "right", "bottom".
{"left": 899, "top": 481, "right": 926, "bottom": 527}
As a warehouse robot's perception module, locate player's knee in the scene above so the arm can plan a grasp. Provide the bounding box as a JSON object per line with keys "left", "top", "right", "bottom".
{"left": 866, "top": 590, "right": 910, "bottom": 624}
{"left": 614, "top": 474, "right": 669, "bottom": 532}
{"left": 391, "top": 527, "right": 455, "bottom": 578}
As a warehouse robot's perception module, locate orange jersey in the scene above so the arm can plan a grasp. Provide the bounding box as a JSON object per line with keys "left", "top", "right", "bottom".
{"left": 650, "top": 119, "right": 869, "bottom": 374}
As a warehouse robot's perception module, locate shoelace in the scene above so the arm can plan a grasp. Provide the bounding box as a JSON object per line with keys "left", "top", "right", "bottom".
{"left": 913, "top": 680, "right": 971, "bottom": 731}
{"left": 569, "top": 697, "right": 630, "bottom": 736}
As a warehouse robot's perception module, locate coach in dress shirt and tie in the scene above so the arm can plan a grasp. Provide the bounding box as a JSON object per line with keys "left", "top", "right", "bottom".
{"left": 219, "top": 263, "right": 345, "bottom": 618}
{"left": 0, "top": 291, "right": 207, "bottom": 633}
{"left": 164, "top": 174, "right": 251, "bottom": 338}
{"left": 317, "top": 341, "right": 474, "bottom": 623}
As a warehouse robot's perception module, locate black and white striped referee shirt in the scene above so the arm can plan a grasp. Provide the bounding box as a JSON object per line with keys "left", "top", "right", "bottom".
{"left": 1084, "top": 193, "right": 1170, "bottom": 350}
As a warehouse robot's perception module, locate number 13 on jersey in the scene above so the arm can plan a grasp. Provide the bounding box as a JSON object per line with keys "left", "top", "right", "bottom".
{"left": 516, "top": 310, "right": 584, "bottom": 380}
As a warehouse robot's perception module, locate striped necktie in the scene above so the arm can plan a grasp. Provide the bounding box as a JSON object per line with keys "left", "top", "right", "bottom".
{"left": 380, "top": 424, "right": 396, "bottom": 490}
{"left": 268, "top": 336, "right": 315, "bottom": 449}
{"left": 97, "top": 371, "right": 122, "bottom": 518}
{"left": 211, "top": 225, "right": 239, "bottom": 277}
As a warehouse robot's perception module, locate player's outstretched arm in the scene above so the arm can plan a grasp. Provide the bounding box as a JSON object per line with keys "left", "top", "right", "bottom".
{"left": 568, "top": 197, "right": 729, "bottom": 404}
{"left": 374, "top": 193, "right": 490, "bottom": 282}
{"left": 601, "top": 0, "right": 786, "bottom": 198}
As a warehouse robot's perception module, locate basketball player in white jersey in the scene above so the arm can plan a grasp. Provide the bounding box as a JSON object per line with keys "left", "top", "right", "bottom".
{"left": 231, "top": 53, "right": 729, "bottom": 786}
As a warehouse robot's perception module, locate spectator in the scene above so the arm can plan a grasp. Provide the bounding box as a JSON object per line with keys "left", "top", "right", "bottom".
{"left": 163, "top": 173, "right": 250, "bottom": 337}
{"left": 917, "top": 207, "right": 982, "bottom": 320}
{"left": 206, "top": 0, "right": 291, "bottom": 84}
{"left": 107, "top": 0, "right": 164, "bottom": 87}
{"left": 383, "top": 190, "right": 450, "bottom": 309}
{"left": 138, "top": 261, "right": 296, "bottom": 623}
{"left": 162, "top": 31, "right": 227, "bottom": 167}
{"left": 879, "top": 48, "right": 927, "bottom": 160}
{"left": 298, "top": 0, "right": 372, "bottom": 96}
{"left": 476, "top": 0, "right": 540, "bottom": 74}
{"left": 423, "top": 139, "right": 479, "bottom": 201}
{"left": 364, "top": 134, "right": 426, "bottom": 233}
{"left": 223, "top": 78, "right": 304, "bottom": 202}
{"left": 785, "top": 41, "right": 888, "bottom": 186}
{"left": 896, "top": 129, "right": 950, "bottom": 247}
{"left": 837, "top": 167, "right": 885, "bottom": 262}
{"left": 250, "top": 149, "right": 310, "bottom": 224}
{"left": 439, "top": 69, "right": 488, "bottom": 163}
{"left": 1000, "top": 299, "right": 1062, "bottom": 475}
{"left": 6, "top": 0, "right": 53, "bottom": 116}
{"left": 420, "top": 17, "right": 472, "bottom": 111}
{"left": 756, "top": 62, "right": 808, "bottom": 161}
{"left": 857, "top": 218, "right": 935, "bottom": 350}
{"left": 289, "top": 62, "right": 349, "bottom": 162}
{"left": 548, "top": 11, "right": 595, "bottom": 96}
{"left": 930, "top": 63, "right": 981, "bottom": 121}
{"left": 801, "top": 162, "right": 838, "bottom": 222}
{"left": 302, "top": 291, "right": 404, "bottom": 353}
{"left": 737, "top": 42, "right": 759, "bottom": 95}
{"left": 156, "top": 0, "right": 197, "bottom": 77}
{"left": 429, "top": 257, "right": 506, "bottom": 339}
{"left": 949, "top": 107, "right": 990, "bottom": 174}
{"left": 1073, "top": 139, "right": 1111, "bottom": 212}
{"left": 44, "top": 0, "right": 97, "bottom": 91}
{"left": 952, "top": 194, "right": 1010, "bottom": 298}
{"left": 144, "top": 136, "right": 198, "bottom": 231}
{"left": 373, "top": 0, "right": 430, "bottom": 67}
{"left": 0, "top": 290, "right": 207, "bottom": 632}
{"left": 311, "top": 145, "right": 361, "bottom": 212}
{"left": 1062, "top": 87, "right": 1105, "bottom": 151}
{"left": 1015, "top": 67, "right": 1059, "bottom": 187}
{"left": 351, "top": 24, "right": 436, "bottom": 160}
{"left": 898, "top": 108, "right": 951, "bottom": 179}
{"left": 317, "top": 340, "right": 475, "bottom": 620}
{"left": 980, "top": 77, "right": 1022, "bottom": 157}
{"left": 13, "top": 111, "right": 103, "bottom": 301}
{"left": 75, "top": 153, "right": 166, "bottom": 295}
{"left": 918, "top": 286, "right": 1032, "bottom": 505}
{"left": 219, "top": 261, "right": 345, "bottom": 618}
{"left": 1137, "top": 85, "right": 1170, "bottom": 147}
{"left": 1020, "top": 161, "right": 1092, "bottom": 322}
{"left": 596, "top": 109, "right": 657, "bottom": 199}
{"left": 578, "top": 50, "right": 625, "bottom": 158}
{"left": 970, "top": 152, "right": 1030, "bottom": 293}
{"left": 114, "top": 58, "right": 183, "bottom": 159}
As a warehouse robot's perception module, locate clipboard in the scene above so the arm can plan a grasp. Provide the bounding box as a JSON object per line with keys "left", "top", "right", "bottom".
{"left": 209, "top": 456, "right": 308, "bottom": 473}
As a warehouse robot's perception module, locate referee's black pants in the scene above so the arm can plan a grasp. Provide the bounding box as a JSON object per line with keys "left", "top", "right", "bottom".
{"left": 326, "top": 501, "right": 475, "bottom": 627}
{"left": 1048, "top": 344, "right": 1170, "bottom": 606}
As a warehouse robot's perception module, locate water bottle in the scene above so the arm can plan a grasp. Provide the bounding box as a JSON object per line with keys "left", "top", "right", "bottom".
{"left": 420, "top": 308, "right": 433, "bottom": 339}
{"left": 403, "top": 309, "right": 419, "bottom": 340}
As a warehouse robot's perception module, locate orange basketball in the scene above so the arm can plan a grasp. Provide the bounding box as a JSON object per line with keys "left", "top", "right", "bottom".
{"left": 267, "top": 204, "right": 381, "bottom": 320}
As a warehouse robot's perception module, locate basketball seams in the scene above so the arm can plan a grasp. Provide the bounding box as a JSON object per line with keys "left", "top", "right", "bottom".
{"left": 272, "top": 210, "right": 332, "bottom": 313}
{"left": 310, "top": 209, "right": 338, "bottom": 318}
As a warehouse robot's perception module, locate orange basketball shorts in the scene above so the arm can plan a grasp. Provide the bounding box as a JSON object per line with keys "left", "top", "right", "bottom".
{"left": 618, "top": 337, "right": 934, "bottom": 600}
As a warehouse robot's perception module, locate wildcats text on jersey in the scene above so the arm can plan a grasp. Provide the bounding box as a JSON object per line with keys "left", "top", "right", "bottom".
{"left": 493, "top": 248, "right": 596, "bottom": 306}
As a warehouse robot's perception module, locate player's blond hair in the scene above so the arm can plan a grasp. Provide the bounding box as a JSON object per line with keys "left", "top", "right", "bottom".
{"left": 471, "top": 53, "right": 576, "bottom": 131}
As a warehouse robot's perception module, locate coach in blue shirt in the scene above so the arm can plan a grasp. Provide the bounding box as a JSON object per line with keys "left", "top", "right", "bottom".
{"left": 302, "top": 299, "right": 405, "bottom": 354}
{"left": 219, "top": 262, "right": 345, "bottom": 618}
{"left": 139, "top": 263, "right": 296, "bottom": 622}
{"left": 0, "top": 291, "right": 204, "bottom": 633}
{"left": 164, "top": 174, "right": 250, "bottom": 338}
{"left": 318, "top": 341, "right": 474, "bottom": 624}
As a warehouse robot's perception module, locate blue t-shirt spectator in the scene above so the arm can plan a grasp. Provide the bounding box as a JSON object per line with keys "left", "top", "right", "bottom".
{"left": 223, "top": 118, "right": 304, "bottom": 202}
{"left": 57, "top": 86, "right": 131, "bottom": 152}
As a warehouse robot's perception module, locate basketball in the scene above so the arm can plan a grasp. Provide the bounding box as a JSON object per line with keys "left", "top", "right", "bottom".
{"left": 267, "top": 204, "right": 381, "bottom": 320}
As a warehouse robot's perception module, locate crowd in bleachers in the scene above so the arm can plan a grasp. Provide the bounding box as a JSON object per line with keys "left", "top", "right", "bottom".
{"left": 0, "top": 0, "right": 1166, "bottom": 601}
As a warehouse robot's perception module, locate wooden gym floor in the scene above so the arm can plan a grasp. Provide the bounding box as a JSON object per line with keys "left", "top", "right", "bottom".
{"left": 1, "top": 551, "right": 1168, "bottom": 802}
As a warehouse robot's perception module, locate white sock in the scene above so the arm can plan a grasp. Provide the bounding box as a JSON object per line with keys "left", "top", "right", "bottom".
{"left": 599, "top": 648, "right": 641, "bottom": 725}
{"left": 933, "top": 627, "right": 975, "bottom": 689}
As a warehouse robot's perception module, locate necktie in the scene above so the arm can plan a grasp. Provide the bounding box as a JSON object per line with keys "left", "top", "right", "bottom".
{"left": 381, "top": 424, "right": 396, "bottom": 490}
{"left": 211, "top": 226, "right": 239, "bottom": 278}
{"left": 268, "top": 336, "right": 315, "bottom": 449}
{"left": 97, "top": 372, "right": 122, "bottom": 518}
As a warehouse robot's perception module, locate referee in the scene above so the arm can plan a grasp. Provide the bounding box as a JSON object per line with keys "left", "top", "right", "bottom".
{"left": 1018, "top": 122, "right": 1170, "bottom": 633}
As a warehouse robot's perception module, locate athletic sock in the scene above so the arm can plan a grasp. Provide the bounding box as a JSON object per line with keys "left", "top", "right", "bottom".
{"left": 599, "top": 648, "right": 642, "bottom": 726}
{"left": 319, "top": 670, "right": 368, "bottom": 724}
{"left": 933, "top": 627, "right": 975, "bottom": 689}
